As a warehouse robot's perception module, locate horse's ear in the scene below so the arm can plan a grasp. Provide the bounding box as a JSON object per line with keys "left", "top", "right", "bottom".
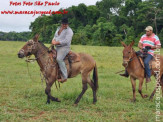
{"left": 33, "top": 34, "right": 39, "bottom": 42}
{"left": 129, "top": 40, "right": 135, "bottom": 47}
{"left": 121, "top": 41, "right": 127, "bottom": 47}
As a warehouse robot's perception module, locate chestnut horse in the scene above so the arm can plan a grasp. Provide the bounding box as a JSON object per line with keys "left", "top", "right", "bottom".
{"left": 18, "top": 34, "right": 98, "bottom": 105}
{"left": 121, "top": 41, "right": 163, "bottom": 102}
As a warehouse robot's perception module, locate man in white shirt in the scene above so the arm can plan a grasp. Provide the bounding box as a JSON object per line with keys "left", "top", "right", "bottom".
{"left": 51, "top": 18, "right": 73, "bottom": 82}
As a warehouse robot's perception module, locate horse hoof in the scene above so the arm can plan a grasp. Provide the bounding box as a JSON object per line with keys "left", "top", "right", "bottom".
{"left": 149, "top": 97, "right": 153, "bottom": 101}
{"left": 130, "top": 99, "right": 136, "bottom": 102}
{"left": 46, "top": 101, "right": 50, "bottom": 104}
{"left": 93, "top": 101, "right": 97, "bottom": 104}
{"left": 56, "top": 98, "right": 61, "bottom": 102}
{"left": 73, "top": 104, "right": 78, "bottom": 107}
{"left": 143, "top": 95, "right": 148, "bottom": 98}
{"left": 51, "top": 97, "right": 61, "bottom": 102}
{"left": 93, "top": 99, "right": 97, "bottom": 104}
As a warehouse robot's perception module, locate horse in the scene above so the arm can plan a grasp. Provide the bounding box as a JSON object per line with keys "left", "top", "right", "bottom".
{"left": 17, "top": 34, "right": 98, "bottom": 105}
{"left": 121, "top": 41, "right": 163, "bottom": 102}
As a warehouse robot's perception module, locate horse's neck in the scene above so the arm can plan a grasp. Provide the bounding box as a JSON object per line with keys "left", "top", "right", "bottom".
{"left": 34, "top": 43, "right": 52, "bottom": 71}
{"left": 128, "top": 52, "right": 142, "bottom": 70}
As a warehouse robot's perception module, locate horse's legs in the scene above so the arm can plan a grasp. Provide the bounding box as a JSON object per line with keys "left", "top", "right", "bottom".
{"left": 74, "top": 82, "right": 88, "bottom": 105}
{"left": 161, "top": 85, "right": 163, "bottom": 97}
{"left": 45, "top": 83, "right": 51, "bottom": 104}
{"left": 160, "top": 75, "right": 163, "bottom": 97}
{"left": 45, "top": 80, "right": 60, "bottom": 104}
{"left": 138, "top": 78, "right": 148, "bottom": 98}
{"left": 149, "top": 86, "right": 157, "bottom": 100}
{"left": 74, "top": 73, "right": 89, "bottom": 105}
{"left": 130, "top": 77, "right": 136, "bottom": 102}
{"left": 149, "top": 74, "right": 163, "bottom": 100}
{"left": 149, "top": 81, "right": 162, "bottom": 100}
{"left": 87, "top": 76, "right": 97, "bottom": 104}
{"left": 74, "top": 67, "right": 97, "bottom": 105}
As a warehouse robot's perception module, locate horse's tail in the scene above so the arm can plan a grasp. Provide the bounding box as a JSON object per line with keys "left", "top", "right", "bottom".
{"left": 93, "top": 63, "right": 98, "bottom": 92}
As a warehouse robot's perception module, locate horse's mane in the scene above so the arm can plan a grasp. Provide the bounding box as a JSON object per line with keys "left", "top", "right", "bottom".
{"left": 38, "top": 41, "right": 48, "bottom": 50}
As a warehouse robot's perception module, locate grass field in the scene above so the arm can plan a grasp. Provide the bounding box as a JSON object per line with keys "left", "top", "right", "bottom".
{"left": 0, "top": 41, "right": 162, "bottom": 121}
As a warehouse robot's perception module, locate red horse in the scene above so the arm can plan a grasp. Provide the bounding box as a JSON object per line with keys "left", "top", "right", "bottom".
{"left": 121, "top": 41, "right": 163, "bottom": 102}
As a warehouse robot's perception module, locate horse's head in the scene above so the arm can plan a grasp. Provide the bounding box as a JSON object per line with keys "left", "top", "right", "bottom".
{"left": 121, "top": 41, "right": 135, "bottom": 67}
{"left": 18, "top": 34, "right": 39, "bottom": 58}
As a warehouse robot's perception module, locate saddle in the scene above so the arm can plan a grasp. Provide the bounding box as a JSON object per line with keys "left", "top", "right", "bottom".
{"left": 136, "top": 51, "right": 157, "bottom": 70}
{"left": 63, "top": 51, "right": 80, "bottom": 65}
{"left": 49, "top": 49, "right": 80, "bottom": 64}
{"left": 48, "top": 48, "right": 80, "bottom": 79}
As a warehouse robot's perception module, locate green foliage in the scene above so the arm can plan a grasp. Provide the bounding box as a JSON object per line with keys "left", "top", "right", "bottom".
{"left": 72, "top": 30, "right": 88, "bottom": 45}
{"left": 0, "top": 31, "right": 31, "bottom": 41}
{"left": 29, "top": 0, "right": 162, "bottom": 46}
{"left": 159, "top": 28, "right": 163, "bottom": 44}
{"left": 1, "top": 0, "right": 162, "bottom": 46}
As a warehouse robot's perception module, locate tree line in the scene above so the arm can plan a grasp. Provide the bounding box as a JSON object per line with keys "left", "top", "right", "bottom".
{"left": 0, "top": 31, "right": 31, "bottom": 41}
{"left": 1, "top": 0, "right": 163, "bottom": 46}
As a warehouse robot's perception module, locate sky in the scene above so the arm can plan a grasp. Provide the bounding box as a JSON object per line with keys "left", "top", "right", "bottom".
{"left": 0, "top": 0, "right": 101, "bottom": 32}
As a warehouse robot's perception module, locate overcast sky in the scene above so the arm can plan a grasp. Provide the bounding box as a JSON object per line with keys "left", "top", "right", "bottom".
{"left": 0, "top": 0, "right": 101, "bottom": 32}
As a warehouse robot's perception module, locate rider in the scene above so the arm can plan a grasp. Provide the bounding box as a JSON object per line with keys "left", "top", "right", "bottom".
{"left": 120, "top": 26, "right": 161, "bottom": 83}
{"left": 51, "top": 18, "right": 73, "bottom": 82}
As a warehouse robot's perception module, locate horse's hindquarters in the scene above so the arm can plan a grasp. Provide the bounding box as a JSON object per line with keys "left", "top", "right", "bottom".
{"left": 151, "top": 55, "right": 163, "bottom": 75}
{"left": 66, "top": 61, "right": 82, "bottom": 78}
{"left": 66, "top": 53, "right": 96, "bottom": 78}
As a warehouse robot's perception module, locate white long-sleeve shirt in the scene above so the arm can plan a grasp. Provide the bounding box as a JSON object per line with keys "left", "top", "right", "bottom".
{"left": 53, "top": 26, "right": 73, "bottom": 48}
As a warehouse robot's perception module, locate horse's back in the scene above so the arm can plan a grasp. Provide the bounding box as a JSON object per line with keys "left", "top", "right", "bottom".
{"left": 78, "top": 53, "right": 96, "bottom": 72}
{"left": 151, "top": 54, "right": 163, "bottom": 74}
{"left": 65, "top": 52, "right": 96, "bottom": 77}
{"left": 78, "top": 53, "right": 96, "bottom": 64}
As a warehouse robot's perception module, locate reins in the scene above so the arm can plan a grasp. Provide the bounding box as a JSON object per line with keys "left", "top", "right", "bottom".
{"left": 115, "top": 50, "right": 139, "bottom": 74}
{"left": 25, "top": 44, "right": 60, "bottom": 89}
{"left": 25, "top": 45, "right": 53, "bottom": 63}
{"left": 120, "top": 48, "right": 148, "bottom": 90}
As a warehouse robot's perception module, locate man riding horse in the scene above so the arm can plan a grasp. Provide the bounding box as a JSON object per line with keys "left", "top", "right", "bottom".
{"left": 120, "top": 26, "right": 161, "bottom": 83}
{"left": 51, "top": 18, "right": 73, "bottom": 83}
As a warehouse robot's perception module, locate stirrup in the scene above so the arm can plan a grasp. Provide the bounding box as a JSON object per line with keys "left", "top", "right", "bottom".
{"left": 57, "top": 79, "right": 67, "bottom": 83}
{"left": 120, "top": 73, "right": 129, "bottom": 77}
{"left": 146, "top": 77, "right": 151, "bottom": 83}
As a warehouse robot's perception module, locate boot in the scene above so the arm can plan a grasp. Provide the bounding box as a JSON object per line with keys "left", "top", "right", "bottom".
{"left": 146, "top": 76, "right": 151, "bottom": 83}
{"left": 57, "top": 78, "right": 67, "bottom": 83}
{"left": 120, "top": 70, "right": 129, "bottom": 77}
{"left": 57, "top": 74, "right": 67, "bottom": 83}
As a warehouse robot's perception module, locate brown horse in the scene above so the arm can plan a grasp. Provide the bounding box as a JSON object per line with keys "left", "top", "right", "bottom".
{"left": 17, "top": 34, "right": 98, "bottom": 105}
{"left": 121, "top": 41, "right": 163, "bottom": 102}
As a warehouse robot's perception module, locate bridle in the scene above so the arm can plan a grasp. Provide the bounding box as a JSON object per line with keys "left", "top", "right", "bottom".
{"left": 23, "top": 40, "right": 52, "bottom": 62}
{"left": 123, "top": 48, "right": 138, "bottom": 68}
{"left": 19, "top": 40, "right": 38, "bottom": 62}
{"left": 22, "top": 40, "right": 59, "bottom": 88}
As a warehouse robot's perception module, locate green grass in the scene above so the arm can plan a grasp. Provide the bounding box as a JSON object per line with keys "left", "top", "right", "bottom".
{"left": 0, "top": 41, "right": 162, "bottom": 121}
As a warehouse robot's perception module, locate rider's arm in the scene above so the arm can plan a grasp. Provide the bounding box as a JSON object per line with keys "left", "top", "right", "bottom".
{"left": 138, "top": 35, "right": 144, "bottom": 49}
{"left": 51, "top": 27, "right": 60, "bottom": 45}
{"left": 51, "top": 40, "right": 60, "bottom": 45}
{"left": 152, "top": 35, "right": 161, "bottom": 49}
{"left": 138, "top": 42, "right": 143, "bottom": 49}
{"left": 151, "top": 45, "right": 161, "bottom": 49}
{"left": 138, "top": 43, "right": 161, "bottom": 50}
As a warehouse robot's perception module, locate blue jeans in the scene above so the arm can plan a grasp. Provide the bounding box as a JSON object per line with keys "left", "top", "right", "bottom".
{"left": 144, "top": 54, "right": 153, "bottom": 78}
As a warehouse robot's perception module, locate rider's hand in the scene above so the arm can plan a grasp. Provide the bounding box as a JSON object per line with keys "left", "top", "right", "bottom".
{"left": 51, "top": 40, "right": 60, "bottom": 45}
{"left": 51, "top": 40, "right": 55, "bottom": 45}
{"left": 142, "top": 48, "right": 148, "bottom": 52}
{"left": 145, "top": 46, "right": 151, "bottom": 50}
